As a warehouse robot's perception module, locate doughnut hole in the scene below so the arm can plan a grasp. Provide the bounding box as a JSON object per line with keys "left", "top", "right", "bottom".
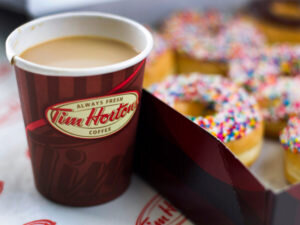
{"left": 176, "top": 53, "right": 228, "bottom": 76}
{"left": 284, "top": 150, "right": 300, "bottom": 184}
{"left": 173, "top": 100, "right": 216, "bottom": 117}
{"left": 258, "top": 97, "right": 288, "bottom": 138}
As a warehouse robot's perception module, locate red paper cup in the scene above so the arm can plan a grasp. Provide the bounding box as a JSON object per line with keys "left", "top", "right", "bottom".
{"left": 6, "top": 12, "right": 153, "bottom": 206}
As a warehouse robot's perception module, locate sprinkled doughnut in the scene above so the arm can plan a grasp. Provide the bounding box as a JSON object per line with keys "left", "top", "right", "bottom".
{"left": 280, "top": 117, "right": 300, "bottom": 184}
{"left": 254, "top": 76, "right": 300, "bottom": 138}
{"left": 229, "top": 44, "right": 300, "bottom": 92}
{"left": 245, "top": 0, "right": 300, "bottom": 44}
{"left": 143, "top": 28, "right": 175, "bottom": 88}
{"left": 162, "top": 10, "right": 265, "bottom": 75}
{"left": 150, "top": 73, "right": 263, "bottom": 166}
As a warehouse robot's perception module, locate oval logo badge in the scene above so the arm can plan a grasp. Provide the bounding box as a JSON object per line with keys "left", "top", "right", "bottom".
{"left": 136, "top": 195, "right": 192, "bottom": 225}
{"left": 45, "top": 91, "right": 139, "bottom": 139}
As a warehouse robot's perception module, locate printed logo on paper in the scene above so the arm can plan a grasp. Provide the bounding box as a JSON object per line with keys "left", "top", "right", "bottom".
{"left": 0, "top": 181, "right": 4, "bottom": 195}
{"left": 0, "top": 98, "right": 21, "bottom": 127}
{"left": 23, "top": 220, "right": 56, "bottom": 225}
{"left": 45, "top": 91, "right": 139, "bottom": 139}
{"left": 136, "top": 195, "right": 192, "bottom": 225}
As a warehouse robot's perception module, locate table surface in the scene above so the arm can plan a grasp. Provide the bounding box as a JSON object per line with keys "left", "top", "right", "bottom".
{"left": 0, "top": 8, "right": 294, "bottom": 225}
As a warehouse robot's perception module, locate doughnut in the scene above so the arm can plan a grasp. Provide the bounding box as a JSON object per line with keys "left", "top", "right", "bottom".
{"left": 150, "top": 74, "right": 263, "bottom": 166}
{"left": 245, "top": 0, "right": 300, "bottom": 43}
{"left": 143, "top": 29, "right": 175, "bottom": 88}
{"left": 162, "top": 10, "right": 265, "bottom": 75}
{"left": 229, "top": 44, "right": 300, "bottom": 92}
{"left": 254, "top": 76, "right": 300, "bottom": 139}
{"left": 280, "top": 117, "right": 300, "bottom": 184}
{"left": 230, "top": 44, "right": 300, "bottom": 138}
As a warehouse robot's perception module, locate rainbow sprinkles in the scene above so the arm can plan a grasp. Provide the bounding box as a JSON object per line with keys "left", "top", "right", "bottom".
{"left": 280, "top": 117, "right": 300, "bottom": 154}
{"left": 162, "top": 10, "right": 265, "bottom": 62}
{"left": 150, "top": 74, "right": 262, "bottom": 143}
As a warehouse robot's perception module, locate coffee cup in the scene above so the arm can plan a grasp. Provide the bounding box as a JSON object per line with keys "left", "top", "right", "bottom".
{"left": 6, "top": 12, "right": 153, "bottom": 206}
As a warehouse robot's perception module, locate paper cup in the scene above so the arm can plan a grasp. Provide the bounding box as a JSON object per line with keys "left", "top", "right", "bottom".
{"left": 6, "top": 12, "right": 153, "bottom": 206}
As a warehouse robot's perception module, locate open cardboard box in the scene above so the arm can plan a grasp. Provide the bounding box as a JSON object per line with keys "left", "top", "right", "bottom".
{"left": 134, "top": 90, "right": 300, "bottom": 225}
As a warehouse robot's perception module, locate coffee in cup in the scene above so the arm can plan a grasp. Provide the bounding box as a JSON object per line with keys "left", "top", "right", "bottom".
{"left": 20, "top": 36, "right": 138, "bottom": 68}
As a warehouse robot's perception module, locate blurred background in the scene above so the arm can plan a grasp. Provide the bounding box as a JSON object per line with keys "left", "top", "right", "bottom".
{"left": 0, "top": 0, "right": 254, "bottom": 61}
{"left": 0, "top": 0, "right": 252, "bottom": 36}
{"left": 1, "top": 0, "right": 251, "bottom": 20}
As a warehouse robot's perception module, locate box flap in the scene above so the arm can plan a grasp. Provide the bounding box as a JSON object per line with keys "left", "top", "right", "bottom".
{"left": 135, "top": 91, "right": 269, "bottom": 225}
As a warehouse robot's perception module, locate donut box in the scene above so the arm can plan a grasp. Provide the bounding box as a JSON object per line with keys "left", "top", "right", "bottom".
{"left": 134, "top": 90, "right": 300, "bottom": 225}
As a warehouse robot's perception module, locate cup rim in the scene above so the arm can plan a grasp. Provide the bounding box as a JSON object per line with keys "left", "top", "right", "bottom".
{"left": 6, "top": 11, "right": 153, "bottom": 77}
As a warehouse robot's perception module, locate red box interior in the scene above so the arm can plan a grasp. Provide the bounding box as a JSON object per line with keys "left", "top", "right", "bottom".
{"left": 134, "top": 90, "right": 300, "bottom": 225}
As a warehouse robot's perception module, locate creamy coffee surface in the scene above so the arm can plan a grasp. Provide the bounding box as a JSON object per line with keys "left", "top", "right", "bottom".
{"left": 19, "top": 36, "right": 138, "bottom": 68}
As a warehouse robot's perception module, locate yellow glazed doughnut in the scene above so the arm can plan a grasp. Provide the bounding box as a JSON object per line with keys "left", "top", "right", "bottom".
{"left": 162, "top": 10, "right": 265, "bottom": 75}
{"left": 245, "top": 0, "right": 300, "bottom": 44}
{"left": 143, "top": 30, "right": 175, "bottom": 88}
{"left": 280, "top": 117, "right": 300, "bottom": 184}
{"left": 255, "top": 76, "right": 300, "bottom": 138}
{"left": 150, "top": 73, "right": 263, "bottom": 166}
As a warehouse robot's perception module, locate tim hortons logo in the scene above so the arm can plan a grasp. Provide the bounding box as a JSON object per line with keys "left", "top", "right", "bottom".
{"left": 136, "top": 195, "right": 192, "bottom": 225}
{"left": 45, "top": 91, "right": 139, "bottom": 139}
{"left": 23, "top": 220, "right": 56, "bottom": 225}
